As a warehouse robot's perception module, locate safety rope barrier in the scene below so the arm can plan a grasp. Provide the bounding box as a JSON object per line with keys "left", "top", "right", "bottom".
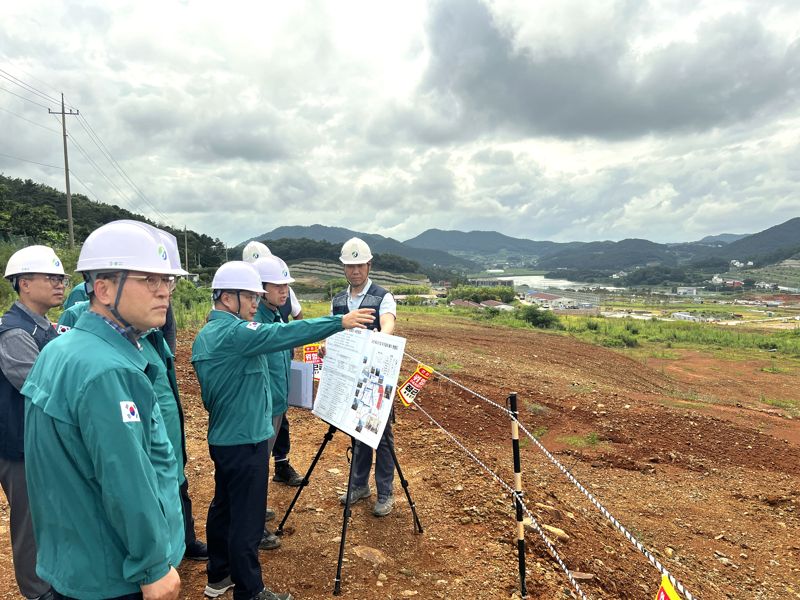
{"left": 404, "top": 350, "right": 697, "bottom": 600}
{"left": 412, "top": 399, "right": 590, "bottom": 600}
{"left": 515, "top": 420, "right": 696, "bottom": 600}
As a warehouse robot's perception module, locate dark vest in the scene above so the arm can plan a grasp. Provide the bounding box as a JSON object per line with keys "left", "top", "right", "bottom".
{"left": 331, "top": 282, "right": 388, "bottom": 332}
{"left": 278, "top": 295, "right": 292, "bottom": 324}
{"left": 0, "top": 304, "right": 58, "bottom": 460}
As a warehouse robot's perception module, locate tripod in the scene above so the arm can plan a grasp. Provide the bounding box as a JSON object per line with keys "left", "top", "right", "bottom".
{"left": 276, "top": 423, "right": 423, "bottom": 595}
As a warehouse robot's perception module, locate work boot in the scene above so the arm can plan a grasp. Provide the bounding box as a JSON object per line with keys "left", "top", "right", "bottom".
{"left": 373, "top": 494, "right": 395, "bottom": 517}
{"left": 272, "top": 460, "right": 303, "bottom": 486}
{"left": 204, "top": 575, "right": 235, "bottom": 598}
{"left": 252, "top": 587, "right": 293, "bottom": 600}
{"left": 259, "top": 528, "right": 281, "bottom": 550}
{"left": 338, "top": 484, "right": 371, "bottom": 505}
{"left": 185, "top": 539, "right": 209, "bottom": 561}
{"left": 265, "top": 507, "right": 276, "bottom": 522}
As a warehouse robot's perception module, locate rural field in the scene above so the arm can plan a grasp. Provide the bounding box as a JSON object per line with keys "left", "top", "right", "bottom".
{"left": 1, "top": 310, "right": 799, "bottom": 599}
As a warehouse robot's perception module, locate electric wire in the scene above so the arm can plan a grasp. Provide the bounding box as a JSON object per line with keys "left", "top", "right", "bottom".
{"left": 0, "top": 151, "right": 63, "bottom": 170}
{"left": 0, "top": 69, "right": 60, "bottom": 105}
{"left": 0, "top": 84, "right": 52, "bottom": 110}
{"left": 0, "top": 105, "right": 60, "bottom": 133}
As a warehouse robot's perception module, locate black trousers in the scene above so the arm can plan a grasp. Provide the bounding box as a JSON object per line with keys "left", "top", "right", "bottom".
{"left": 54, "top": 592, "right": 142, "bottom": 600}
{"left": 179, "top": 478, "right": 198, "bottom": 545}
{"left": 271, "top": 413, "right": 291, "bottom": 461}
{"left": 207, "top": 441, "right": 269, "bottom": 600}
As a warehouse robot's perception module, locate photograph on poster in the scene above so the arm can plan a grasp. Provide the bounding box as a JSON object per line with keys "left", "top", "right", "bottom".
{"left": 312, "top": 328, "right": 406, "bottom": 449}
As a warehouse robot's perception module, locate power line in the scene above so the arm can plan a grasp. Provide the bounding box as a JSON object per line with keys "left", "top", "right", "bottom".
{"left": 0, "top": 105, "right": 60, "bottom": 133}
{"left": 0, "top": 84, "right": 52, "bottom": 110}
{"left": 75, "top": 113, "right": 171, "bottom": 223}
{"left": 0, "top": 69, "right": 60, "bottom": 105}
{"left": 0, "top": 151, "right": 63, "bottom": 170}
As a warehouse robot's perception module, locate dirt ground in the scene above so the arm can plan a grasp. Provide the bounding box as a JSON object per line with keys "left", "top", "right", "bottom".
{"left": 2, "top": 313, "right": 799, "bottom": 599}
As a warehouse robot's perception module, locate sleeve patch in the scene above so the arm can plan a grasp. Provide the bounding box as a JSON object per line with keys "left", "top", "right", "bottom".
{"left": 57, "top": 324, "right": 71, "bottom": 334}
{"left": 246, "top": 322, "right": 262, "bottom": 330}
{"left": 120, "top": 401, "right": 141, "bottom": 423}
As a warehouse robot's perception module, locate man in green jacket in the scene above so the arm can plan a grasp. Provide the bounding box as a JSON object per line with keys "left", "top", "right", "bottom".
{"left": 193, "top": 261, "right": 373, "bottom": 600}
{"left": 22, "top": 221, "right": 185, "bottom": 600}
{"left": 251, "top": 255, "right": 297, "bottom": 551}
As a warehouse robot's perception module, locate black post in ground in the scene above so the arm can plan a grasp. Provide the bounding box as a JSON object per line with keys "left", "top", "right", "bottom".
{"left": 508, "top": 392, "right": 528, "bottom": 598}
{"left": 334, "top": 439, "right": 358, "bottom": 595}
{"left": 276, "top": 424, "right": 337, "bottom": 536}
{"left": 388, "top": 443, "right": 424, "bottom": 534}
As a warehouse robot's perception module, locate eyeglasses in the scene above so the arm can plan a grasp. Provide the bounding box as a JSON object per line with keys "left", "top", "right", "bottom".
{"left": 23, "top": 274, "right": 70, "bottom": 287}
{"left": 239, "top": 291, "right": 261, "bottom": 303}
{"left": 126, "top": 274, "right": 177, "bottom": 293}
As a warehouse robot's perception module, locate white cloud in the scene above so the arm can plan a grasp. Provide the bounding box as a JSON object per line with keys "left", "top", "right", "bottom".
{"left": 0, "top": 0, "right": 798, "bottom": 247}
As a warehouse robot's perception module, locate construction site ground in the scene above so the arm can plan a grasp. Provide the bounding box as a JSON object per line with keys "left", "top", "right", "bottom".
{"left": 2, "top": 312, "right": 799, "bottom": 599}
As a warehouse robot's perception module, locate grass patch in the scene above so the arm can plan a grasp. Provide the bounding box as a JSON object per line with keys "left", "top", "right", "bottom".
{"left": 524, "top": 401, "right": 548, "bottom": 416}
{"left": 558, "top": 432, "right": 603, "bottom": 448}
{"left": 760, "top": 396, "right": 800, "bottom": 416}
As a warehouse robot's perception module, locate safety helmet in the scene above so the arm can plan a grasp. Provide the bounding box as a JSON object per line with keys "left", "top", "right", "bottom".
{"left": 114, "top": 220, "right": 188, "bottom": 276}
{"left": 4, "top": 245, "right": 65, "bottom": 279}
{"left": 253, "top": 255, "right": 295, "bottom": 285}
{"left": 242, "top": 241, "right": 272, "bottom": 264}
{"left": 211, "top": 261, "right": 264, "bottom": 293}
{"left": 339, "top": 237, "right": 373, "bottom": 265}
{"left": 76, "top": 221, "right": 175, "bottom": 275}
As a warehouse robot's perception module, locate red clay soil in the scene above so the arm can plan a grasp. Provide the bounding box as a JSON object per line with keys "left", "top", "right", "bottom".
{"left": 2, "top": 313, "right": 799, "bottom": 599}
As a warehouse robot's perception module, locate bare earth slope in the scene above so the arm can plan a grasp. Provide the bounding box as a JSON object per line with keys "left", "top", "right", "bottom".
{"left": 2, "top": 313, "right": 798, "bottom": 599}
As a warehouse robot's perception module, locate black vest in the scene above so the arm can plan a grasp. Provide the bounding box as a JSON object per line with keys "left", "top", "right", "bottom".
{"left": 278, "top": 295, "right": 292, "bottom": 324}
{"left": 0, "top": 304, "right": 58, "bottom": 460}
{"left": 331, "top": 282, "right": 388, "bottom": 332}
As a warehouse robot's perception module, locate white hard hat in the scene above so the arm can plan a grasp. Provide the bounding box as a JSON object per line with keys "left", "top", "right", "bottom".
{"left": 114, "top": 220, "right": 188, "bottom": 276}
{"left": 211, "top": 261, "right": 264, "bottom": 293}
{"left": 242, "top": 241, "right": 272, "bottom": 264}
{"left": 4, "top": 245, "right": 65, "bottom": 278}
{"left": 339, "top": 237, "right": 373, "bottom": 265}
{"left": 253, "top": 256, "right": 295, "bottom": 285}
{"left": 77, "top": 221, "right": 174, "bottom": 274}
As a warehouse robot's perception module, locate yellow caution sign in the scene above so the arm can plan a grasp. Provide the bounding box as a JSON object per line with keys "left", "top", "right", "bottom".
{"left": 398, "top": 363, "right": 433, "bottom": 406}
{"left": 654, "top": 575, "right": 681, "bottom": 600}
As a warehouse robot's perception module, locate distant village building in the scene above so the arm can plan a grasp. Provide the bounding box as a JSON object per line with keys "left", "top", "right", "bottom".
{"left": 468, "top": 278, "right": 514, "bottom": 288}
{"left": 480, "top": 300, "right": 515, "bottom": 311}
{"left": 676, "top": 287, "right": 697, "bottom": 296}
{"left": 671, "top": 312, "right": 701, "bottom": 322}
{"left": 526, "top": 291, "right": 575, "bottom": 309}
{"left": 450, "top": 299, "right": 483, "bottom": 309}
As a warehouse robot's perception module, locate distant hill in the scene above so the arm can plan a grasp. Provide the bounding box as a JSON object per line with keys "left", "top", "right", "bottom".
{"left": 404, "top": 228, "right": 568, "bottom": 257}
{"left": 719, "top": 218, "right": 800, "bottom": 261}
{"left": 536, "top": 238, "right": 679, "bottom": 270}
{"left": 0, "top": 174, "right": 226, "bottom": 270}
{"left": 694, "top": 233, "right": 749, "bottom": 246}
{"left": 247, "top": 225, "right": 476, "bottom": 270}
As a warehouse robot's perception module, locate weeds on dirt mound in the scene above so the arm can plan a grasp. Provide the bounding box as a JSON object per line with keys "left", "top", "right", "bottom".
{"left": 517, "top": 304, "right": 563, "bottom": 329}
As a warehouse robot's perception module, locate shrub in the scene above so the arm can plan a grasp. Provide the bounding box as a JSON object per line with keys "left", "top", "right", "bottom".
{"left": 518, "top": 305, "right": 562, "bottom": 329}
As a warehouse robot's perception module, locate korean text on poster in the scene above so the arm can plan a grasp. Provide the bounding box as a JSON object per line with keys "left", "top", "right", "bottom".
{"left": 312, "top": 329, "right": 406, "bottom": 449}
{"left": 303, "top": 342, "right": 324, "bottom": 382}
{"left": 398, "top": 363, "right": 433, "bottom": 406}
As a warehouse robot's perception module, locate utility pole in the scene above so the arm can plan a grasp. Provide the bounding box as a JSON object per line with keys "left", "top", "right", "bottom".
{"left": 183, "top": 225, "right": 189, "bottom": 272}
{"left": 49, "top": 94, "right": 79, "bottom": 248}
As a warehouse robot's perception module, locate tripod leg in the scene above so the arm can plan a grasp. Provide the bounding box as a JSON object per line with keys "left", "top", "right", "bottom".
{"left": 276, "top": 424, "right": 336, "bottom": 535}
{"left": 334, "top": 438, "right": 357, "bottom": 595}
{"left": 389, "top": 444, "right": 424, "bottom": 534}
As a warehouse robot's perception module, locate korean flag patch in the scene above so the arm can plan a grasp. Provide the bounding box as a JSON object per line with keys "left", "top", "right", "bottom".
{"left": 120, "top": 401, "right": 141, "bottom": 423}
{"left": 246, "top": 322, "right": 261, "bottom": 330}
{"left": 57, "top": 324, "right": 71, "bottom": 335}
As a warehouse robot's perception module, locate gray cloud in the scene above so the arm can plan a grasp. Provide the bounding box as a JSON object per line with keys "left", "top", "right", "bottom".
{"left": 402, "top": 0, "right": 800, "bottom": 141}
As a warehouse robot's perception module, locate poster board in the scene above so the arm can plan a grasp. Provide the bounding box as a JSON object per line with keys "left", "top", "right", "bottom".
{"left": 288, "top": 360, "right": 314, "bottom": 409}
{"left": 312, "top": 328, "right": 406, "bottom": 449}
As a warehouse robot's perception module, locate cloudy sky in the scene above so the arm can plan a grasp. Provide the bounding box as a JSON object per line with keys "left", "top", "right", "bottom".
{"left": 1, "top": 0, "right": 799, "bottom": 245}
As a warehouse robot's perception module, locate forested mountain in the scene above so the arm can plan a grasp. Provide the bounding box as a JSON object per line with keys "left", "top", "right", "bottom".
{"left": 251, "top": 225, "right": 476, "bottom": 270}
{"left": 0, "top": 174, "right": 226, "bottom": 270}
{"left": 720, "top": 217, "right": 800, "bottom": 261}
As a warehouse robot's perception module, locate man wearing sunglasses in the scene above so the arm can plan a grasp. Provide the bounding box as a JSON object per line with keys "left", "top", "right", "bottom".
{"left": 22, "top": 222, "right": 185, "bottom": 600}
{"left": 0, "top": 245, "right": 66, "bottom": 600}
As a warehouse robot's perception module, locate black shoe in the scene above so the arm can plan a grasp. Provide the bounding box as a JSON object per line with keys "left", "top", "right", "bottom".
{"left": 265, "top": 507, "right": 276, "bottom": 522}
{"left": 259, "top": 529, "right": 281, "bottom": 551}
{"left": 272, "top": 461, "right": 303, "bottom": 487}
{"left": 185, "top": 539, "right": 209, "bottom": 561}
{"left": 252, "top": 588, "right": 293, "bottom": 600}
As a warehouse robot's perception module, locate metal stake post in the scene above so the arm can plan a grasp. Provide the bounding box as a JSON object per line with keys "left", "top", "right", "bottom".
{"left": 509, "top": 392, "right": 528, "bottom": 598}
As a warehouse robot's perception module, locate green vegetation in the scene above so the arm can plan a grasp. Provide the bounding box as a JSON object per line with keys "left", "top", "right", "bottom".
{"left": 759, "top": 396, "right": 799, "bottom": 416}
{"left": 448, "top": 285, "right": 516, "bottom": 304}
{"left": 558, "top": 432, "right": 603, "bottom": 448}
{"left": 561, "top": 315, "right": 800, "bottom": 356}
